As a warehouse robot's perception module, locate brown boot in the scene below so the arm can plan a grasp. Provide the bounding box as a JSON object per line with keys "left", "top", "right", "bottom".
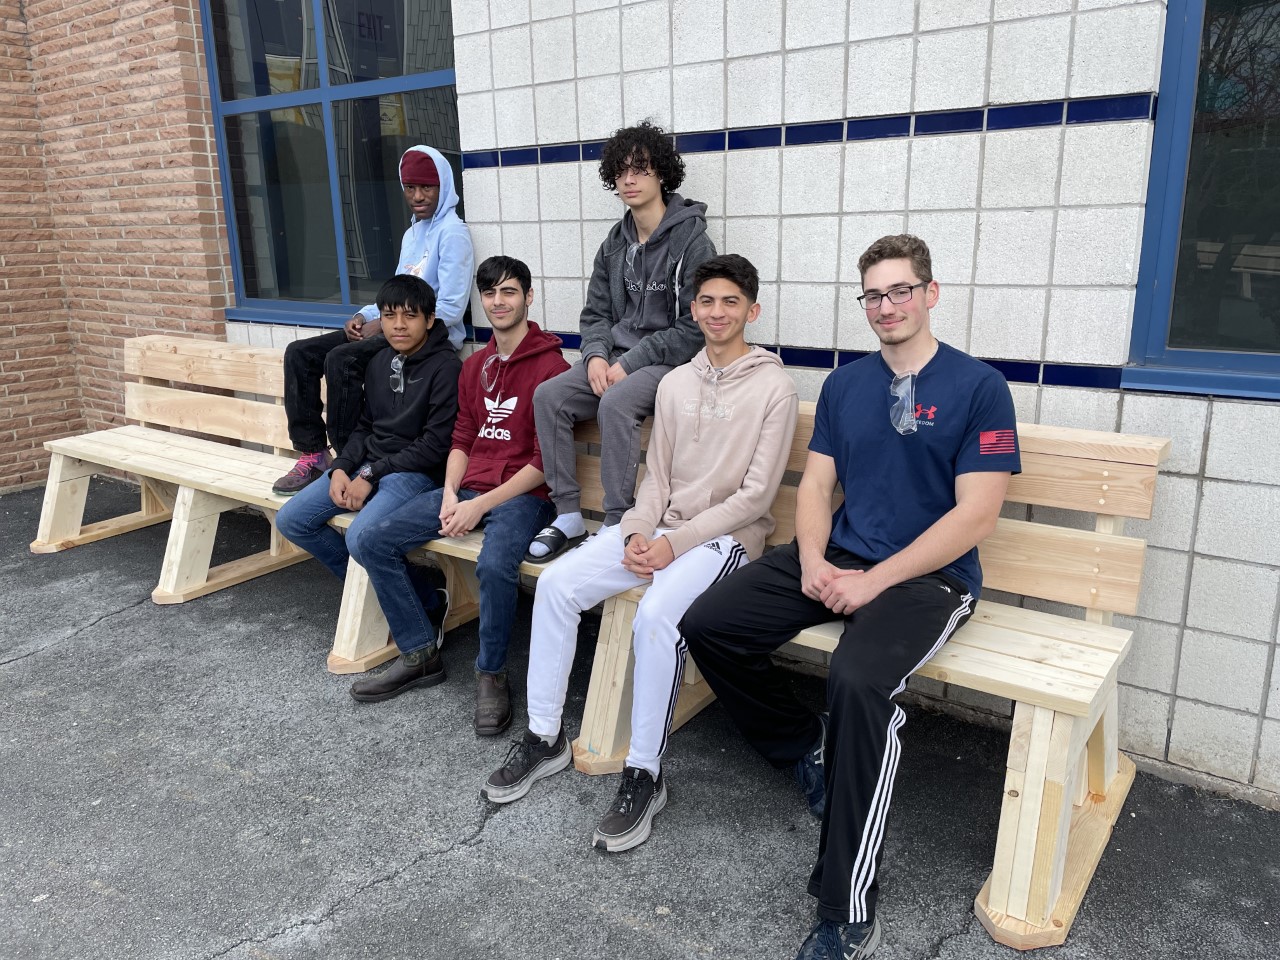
{"left": 349, "top": 647, "right": 445, "bottom": 702}
{"left": 474, "top": 672, "right": 512, "bottom": 736}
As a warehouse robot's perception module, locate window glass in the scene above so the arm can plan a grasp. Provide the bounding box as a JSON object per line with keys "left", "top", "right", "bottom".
{"left": 1169, "top": 0, "right": 1280, "bottom": 354}
{"left": 325, "top": 0, "right": 454, "bottom": 84}
{"left": 333, "top": 86, "right": 462, "bottom": 307}
{"left": 210, "top": 0, "right": 319, "bottom": 101}
{"left": 224, "top": 107, "right": 341, "bottom": 302}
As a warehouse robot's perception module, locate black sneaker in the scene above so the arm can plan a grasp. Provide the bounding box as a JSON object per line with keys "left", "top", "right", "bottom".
{"left": 481, "top": 729, "right": 571, "bottom": 804}
{"left": 427, "top": 587, "right": 450, "bottom": 650}
{"left": 794, "top": 916, "right": 881, "bottom": 960}
{"left": 592, "top": 766, "right": 667, "bottom": 853}
{"left": 794, "top": 713, "right": 828, "bottom": 818}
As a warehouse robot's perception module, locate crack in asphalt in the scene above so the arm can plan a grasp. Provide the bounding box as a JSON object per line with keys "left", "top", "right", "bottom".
{"left": 921, "top": 912, "right": 979, "bottom": 959}
{"left": 0, "top": 595, "right": 151, "bottom": 666}
{"left": 199, "top": 802, "right": 500, "bottom": 960}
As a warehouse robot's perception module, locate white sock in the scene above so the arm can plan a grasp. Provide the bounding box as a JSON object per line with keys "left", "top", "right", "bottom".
{"left": 527, "top": 512, "right": 586, "bottom": 558}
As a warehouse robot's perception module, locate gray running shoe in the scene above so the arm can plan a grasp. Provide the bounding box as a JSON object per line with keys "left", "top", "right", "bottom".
{"left": 481, "top": 729, "right": 571, "bottom": 803}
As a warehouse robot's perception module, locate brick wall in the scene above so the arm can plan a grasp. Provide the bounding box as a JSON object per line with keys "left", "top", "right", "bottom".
{"left": 0, "top": 1, "right": 78, "bottom": 492}
{"left": 0, "top": 0, "right": 231, "bottom": 491}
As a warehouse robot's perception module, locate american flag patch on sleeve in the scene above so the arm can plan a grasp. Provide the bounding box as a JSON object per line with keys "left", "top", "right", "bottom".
{"left": 979, "top": 430, "right": 1016, "bottom": 455}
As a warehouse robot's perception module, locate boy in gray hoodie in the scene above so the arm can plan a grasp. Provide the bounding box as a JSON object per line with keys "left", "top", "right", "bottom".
{"left": 526, "top": 121, "right": 716, "bottom": 561}
{"left": 485, "top": 255, "right": 798, "bottom": 854}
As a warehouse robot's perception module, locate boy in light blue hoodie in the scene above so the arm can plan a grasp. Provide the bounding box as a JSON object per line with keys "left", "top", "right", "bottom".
{"left": 274, "top": 144, "right": 474, "bottom": 495}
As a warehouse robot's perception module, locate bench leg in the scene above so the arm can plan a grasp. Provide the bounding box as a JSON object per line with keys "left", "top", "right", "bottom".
{"left": 30, "top": 456, "right": 172, "bottom": 553}
{"left": 151, "top": 490, "right": 308, "bottom": 604}
{"left": 975, "top": 694, "right": 1136, "bottom": 949}
{"left": 572, "top": 597, "right": 718, "bottom": 775}
{"left": 434, "top": 554, "right": 481, "bottom": 632}
{"left": 328, "top": 558, "right": 399, "bottom": 674}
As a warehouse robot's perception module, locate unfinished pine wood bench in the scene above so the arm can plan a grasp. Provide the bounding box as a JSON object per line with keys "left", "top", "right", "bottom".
{"left": 31, "top": 335, "right": 313, "bottom": 603}
{"left": 508, "top": 402, "right": 1169, "bottom": 951}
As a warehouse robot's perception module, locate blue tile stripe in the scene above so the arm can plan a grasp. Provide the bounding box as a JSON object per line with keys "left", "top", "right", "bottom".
{"left": 462, "top": 94, "right": 1156, "bottom": 168}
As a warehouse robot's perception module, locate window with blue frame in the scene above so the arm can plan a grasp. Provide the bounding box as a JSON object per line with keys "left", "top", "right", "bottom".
{"left": 1130, "top": 0, "right": 1280, "bottom": 398}
{"left": 202, "top": 0, "right": 460, "bottom": 325}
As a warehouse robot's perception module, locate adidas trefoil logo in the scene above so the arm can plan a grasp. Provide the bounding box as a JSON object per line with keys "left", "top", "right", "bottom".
{"left": 480, "top": 396, "right": 518, "bottom": 441}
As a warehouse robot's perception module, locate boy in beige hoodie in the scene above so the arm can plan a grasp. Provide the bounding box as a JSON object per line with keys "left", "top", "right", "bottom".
{"left": 482, "top": 254, "right": 798, "bottom": 852}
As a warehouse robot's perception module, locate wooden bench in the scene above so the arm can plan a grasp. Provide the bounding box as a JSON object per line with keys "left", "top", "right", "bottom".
{"left": 545, "top": 404, "right": 1170, "bottom": 950}
{"left": 30, "top": 335, "right": 315, "bottom": 603}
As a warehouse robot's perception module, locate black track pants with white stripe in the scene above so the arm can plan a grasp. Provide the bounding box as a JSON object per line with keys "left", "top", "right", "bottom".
{"left": 679, "top": 540, "right": 973, "bottom": 924}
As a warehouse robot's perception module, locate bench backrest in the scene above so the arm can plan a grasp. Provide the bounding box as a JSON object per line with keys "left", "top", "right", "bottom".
{"left": 579, "top": 400, "right": 1171, "bottom": 620}
{"left": 123, "top": 335, "right": 292, "bottom": 451}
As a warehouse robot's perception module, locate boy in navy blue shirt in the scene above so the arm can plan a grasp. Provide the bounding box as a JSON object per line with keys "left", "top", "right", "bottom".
{"left": 680, "top": 235, "right": 1020, "bottom": 960}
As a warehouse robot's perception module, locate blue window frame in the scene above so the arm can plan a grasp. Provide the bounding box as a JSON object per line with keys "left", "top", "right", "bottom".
{"left": 199, "top": 1, "right": 459, "bottom": 328}
{"left": 1128, "top": 0, "right": 1280, "bottom": 399}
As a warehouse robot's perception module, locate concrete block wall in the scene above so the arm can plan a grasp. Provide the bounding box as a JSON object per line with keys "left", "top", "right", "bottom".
{"left": 444, "top": 0, "right": 1280, "bottom": 804}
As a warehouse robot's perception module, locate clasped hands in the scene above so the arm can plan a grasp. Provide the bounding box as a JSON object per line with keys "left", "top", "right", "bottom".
{"left": 622, "top": 533, "right": 674, "bottom": 580}
{"left": 801, "top": 558, "right": 885, "bottom": 616}
{"left": 586, "top": 356, "right": 628, "bottom": 397}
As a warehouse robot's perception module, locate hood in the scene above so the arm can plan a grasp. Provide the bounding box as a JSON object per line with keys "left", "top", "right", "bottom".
{"left": 400, "top": 144, "right": 460, "bottom": 227}
{"left": 621, "top": 192, "right": 707, "bottom": 244}
{"left": 474, "top": 320, "right": 564, "bottom": 365}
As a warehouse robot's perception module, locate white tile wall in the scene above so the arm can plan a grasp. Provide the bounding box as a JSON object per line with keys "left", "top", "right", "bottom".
{"left": 672, "top": 0, "right": 723, "bottom": 65}
{"left": 462, "top": 167, "right": 501, "bottom": 222}
{"left": 672, "top": 63, "right": 725, "bottom": 132}
{"left": 919, "top": 0, "right": 990, "bottom": 31}
{"left": 576, "top": 74, "right": 623, "bottom": 139}
{"left": 787, "top": 0, "right": 847, "bottom": 49}
{"left": 1120, "top": 392, "right": 1208, "bottom": 475}
{"left": 453, "top": 32, "right": 493, "bottom": 93}
{"left": 779, "top": 283, "right": 838, "bottom": 346}
{"left": 725, "top": 149, "right": 782, "bottom": 216}
{"left": 980, "top": 127, "right": 1063, "bottom": 208}
{"left": 784, "top": 46, "right": 847, "bottom": 124}
{"left": 490, "top": 0, "right": 529, "bottom": 30}
{"left": 623, "top": 68, "right": 673, "bottom": 127}
{"left": 838, "top": 212, "right": 907, "bottom": 284}
{"left": 782, "top": 144, "right": 843, "bottom": 216}
{"left": 1205, "top": 401, "right": 1280, "bottom": 485}
{"left": 539, "top": 277, "right": 585, "bottom": 331}
{"left": 1195, "top": 481, "right": 1280, "bottom": 566}
{"left": 781, "top": 217, "right": 841, "bottom": 283}
{"left": 621, "top": 1, "right": 671, "bottom": 71}
{"left": 727, "top": 55, "right": 784, "bottom": 128}
{"left": 1069, "top": 2, "right": 1165, "bottom": 98}
{"left": 534, "top": 82, "right": 580, "bottom": 144}
{"left": 843, "top": 138, "right": 909, "bottom": 213}
{"left": 726, "top": 217, "right": 780, "bottom": 282}
{"left": 1177, "top": 630, "right": 1270, "bottom": 713}
{"left": 1168, "top": 699, "right": 1257, "bottom": 783}
{"left": 970, "top": 287, "right": 1046, "bottom": 361}
{"left": 1117, "top": 685, "right": 1170, "bottom": 759}
{"left": 1052, "top": 206, "right": 1143, "bottom": 286}
{"left": 1115, "top": 616, "right": 1179, "bottom": 693}
{"left": 530, "top": 17, "right": 575, "bottom": 83}
{"left": 848, "top": 0, "right": 915, "bottom": 41}
{"left": 906, "top": 210, "right": 977, "bottom": 285}
{"left": 975, "top": 209, "right": 1055, "bottom": 285}
{"left": 490, "top": 25, "right": 533, "bottom": 88}
{"left": 494, "top": 86, "right": 536, "bottom": 147}
{"left": 575, "top": 7, "right": 621, "bottom": 77}
{"left": 1186, "top": 556, "right": 1279, "bottom": 643}
{"left": 457, "top": 92, "right": 497, "bottom": 150}
{"left": 498, "top": 165, "right": 541, "bottom": 221}
{"left": 909, "top": 133, "right": 981, "bottom": 210}
{"left": 989, "top": 15, "right": 1072, "bottom": 104}
{"left": 1039, "top": 384, "right": 1119, "bottom": 430}
{"left": 452, "top": 0, "right": 491, "bottom": 34}
{"left": 1060, "top": 122, "right": 1153, "bottom": 206}
{"left": 913, "top": 27, "right": 989, "bottom": 112}
{"left": 727, "top": 0, "right": 783, "bottom": 57}
{"left": 1125, "top": 473, "right": 1198, "bottom": 552}
{"left": 1043, "top": 287, "right": 1135, "bottom": 365}
{"left": 846, "top": 37, "right": 914, "bottom": 117}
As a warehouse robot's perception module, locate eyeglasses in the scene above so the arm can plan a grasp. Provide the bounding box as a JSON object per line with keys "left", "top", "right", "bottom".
{"left": 857, "top": 282, "right": 927, "bottom": 311}
{"left": 889, "top": 371, "right": 918, "bottom": 436}
{"left": 389, "top": 354, "right": 404, "bottom": 394}
{"left": 480, "top": 353, "right": 505, "bottom": 394}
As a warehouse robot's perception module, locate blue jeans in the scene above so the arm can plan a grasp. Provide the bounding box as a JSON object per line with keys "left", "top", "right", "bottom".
{"left": 349, "top": 486, "right": 553, "bottom": 673}
{"left": 274, "top": 467, "right": 440, "bottom": 581}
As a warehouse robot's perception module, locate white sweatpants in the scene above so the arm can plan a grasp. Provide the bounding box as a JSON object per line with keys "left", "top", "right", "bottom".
{"left": 525, "top": 524, "right": 748, "bottom": 777}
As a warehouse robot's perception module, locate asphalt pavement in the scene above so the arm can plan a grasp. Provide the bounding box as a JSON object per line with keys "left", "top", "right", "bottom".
{"left": 1, "top": 478, "right": 1276, "bottom": 960}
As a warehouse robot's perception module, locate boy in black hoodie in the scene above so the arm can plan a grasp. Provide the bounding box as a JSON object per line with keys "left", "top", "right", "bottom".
{"left": 275, "top": 274, "right": 460, "bottom": 681}
{"left": 347, "top": 256, "right": 568, "bottom": 729}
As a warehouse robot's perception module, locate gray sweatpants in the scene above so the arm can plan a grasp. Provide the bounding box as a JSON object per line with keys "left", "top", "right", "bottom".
{"left": 532, "top": 360, "right": 671, "bottom": 524}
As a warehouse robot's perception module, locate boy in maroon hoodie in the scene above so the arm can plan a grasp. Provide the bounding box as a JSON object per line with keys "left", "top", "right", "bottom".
{"left": 348, "top": 256, "right": 569, "bottom": 733}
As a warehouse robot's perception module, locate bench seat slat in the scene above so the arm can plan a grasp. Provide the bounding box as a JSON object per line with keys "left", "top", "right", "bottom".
{"left": 53, "top": 426, "right": 292, "bottom": 486}
{"left": 969, "top": 603, "right": 1129, "bottom": 654}
{"left": 46, "top": 429, "right": 291, "bottom": 512}
{"left": 1016, "top": 423, "right": 1171, "bottom": 467}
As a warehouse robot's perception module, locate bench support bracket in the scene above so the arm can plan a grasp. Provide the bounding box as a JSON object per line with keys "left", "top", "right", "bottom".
{"left": 30, "top": 455, "right": 173, "bottom": 553}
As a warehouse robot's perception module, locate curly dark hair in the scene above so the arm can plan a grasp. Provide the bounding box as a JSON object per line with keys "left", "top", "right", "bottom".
{"left": 597, "top": 120, "right": 685, "bottom": 195}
